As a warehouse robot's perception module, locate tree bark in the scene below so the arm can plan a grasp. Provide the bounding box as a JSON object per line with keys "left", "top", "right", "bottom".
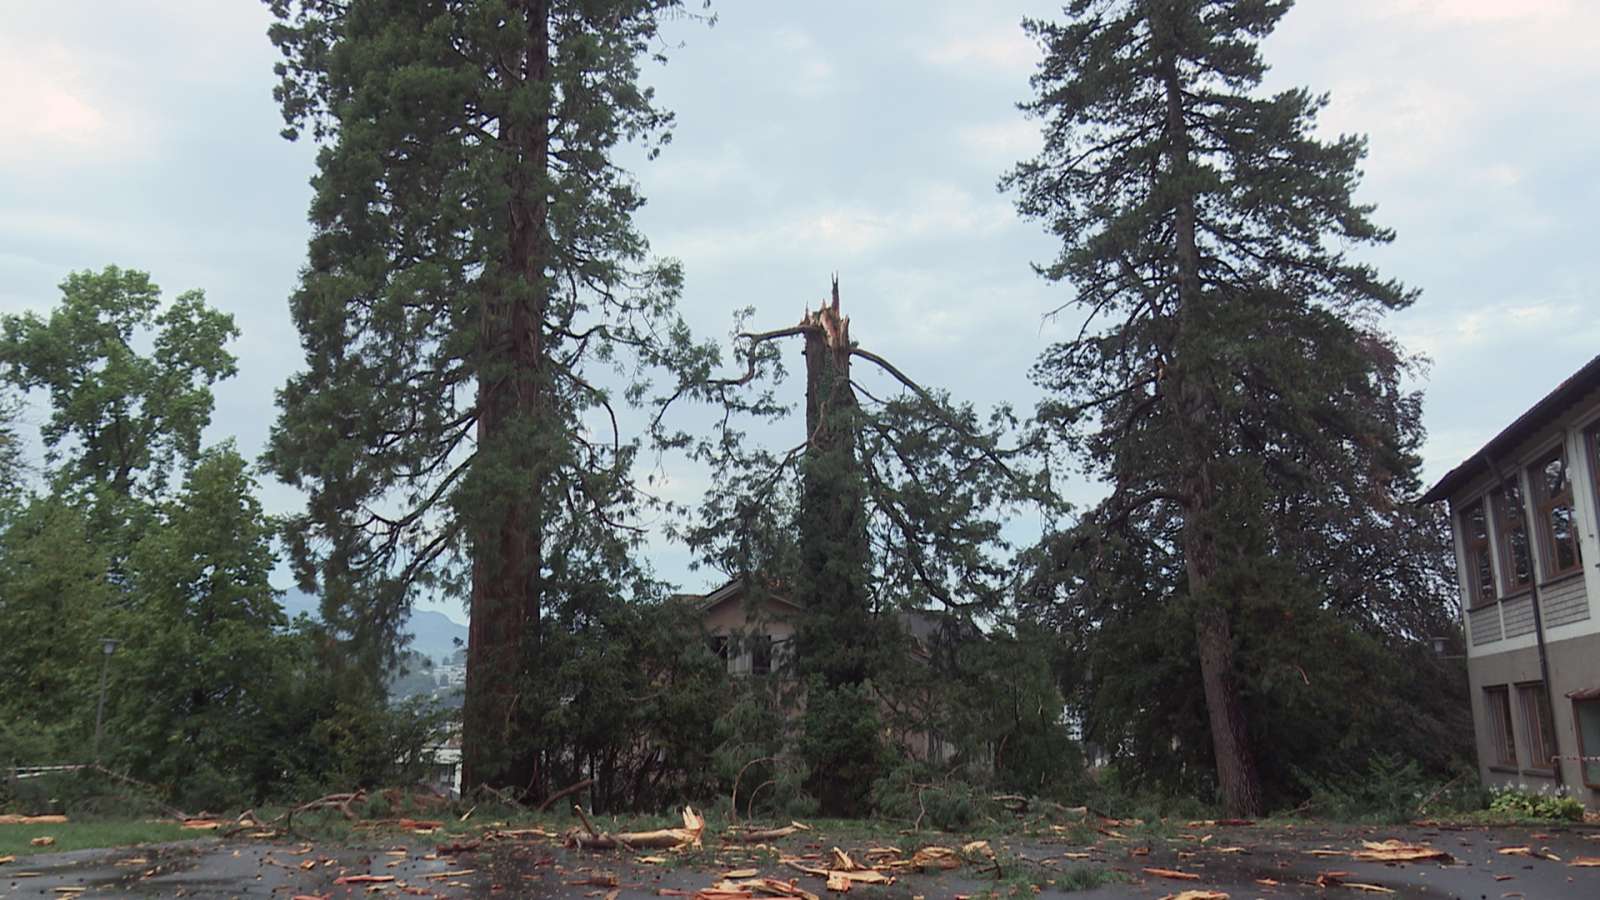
{"left": 463, "top": 0, "right": 551, "bottom": 797}
{"left": 802, "top": 280, "right": 855, "bottom": 457}
{"left": 1155, "top": 9, "right": 1265, "bottom": 818}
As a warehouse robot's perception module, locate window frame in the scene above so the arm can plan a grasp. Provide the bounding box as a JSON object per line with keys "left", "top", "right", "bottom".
{"left": 1460, "top": 499, "right": 1497, "bottom": 610}
{"left": 1528, "top": 448, "right": 1582, "bottom": 580}
{"left": 1484, "top": 685, "right": 1518, "bottom": 768}
{"left": 1590, "top": 425, "right": 1600, "bottom": 546}
{"left": 1574, "top": 697, "right": 1600, "bottom": 790}
{"left": 1492, "top": 482, "right": 1534, "bottom": 596}
{"left": 1515, "top": 681, "right": 1558, "bottom": 772}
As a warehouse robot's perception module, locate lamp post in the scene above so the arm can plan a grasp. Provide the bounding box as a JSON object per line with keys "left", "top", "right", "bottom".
{"left": 92, "top": 638, "right": 120, "bottom": 764}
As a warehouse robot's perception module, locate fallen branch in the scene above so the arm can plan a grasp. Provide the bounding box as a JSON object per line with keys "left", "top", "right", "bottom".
{"left": 730, "top": 756, "right": 778, "bottom": 825}
{"left": 722, "top": 822, "right": 811, "bottom": 843}
{"left": 535, "top": 777, "right": 595, "bottom": 814}
{"left": 281, "top": 789, "right": 366, "bottom": 833}
{"left": 567, "top": 806, "right": 706, "bottom": 851}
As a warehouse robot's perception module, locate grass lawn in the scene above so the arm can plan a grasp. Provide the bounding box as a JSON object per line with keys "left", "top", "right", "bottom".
{"left": 0, "top": 821, "right": 196, "bottom": 858}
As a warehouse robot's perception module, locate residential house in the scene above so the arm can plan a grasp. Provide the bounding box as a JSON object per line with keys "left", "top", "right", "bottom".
{"left": 693, "top": 577, "right": 958, "bottom": 763}
{"left": 1423, "top": 353, "right": 1600, "bottom": 808}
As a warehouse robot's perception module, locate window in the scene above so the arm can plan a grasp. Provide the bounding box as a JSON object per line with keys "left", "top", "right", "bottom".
{"left": 1493, "top": 483, "right": 1533, "bottom": 594}
{"left": 1461, "top": 500, "right": 1496, "bottom": 608}
{"left": 1485, "top": 686, "right": 1517, "bottom": 767}
{"left": 1530, "top": 450, "right": 1582, "bottom": 578}
{"left": 749, "top": 634, "right": 773, "bottom": 676}
{"left": 1590, "top": 426, "right": 1600, "bottom": 537}
{"left": 709, "top": 635, "right": 730, "bottom": 671}
{"left": 1517, "top": 682, "right": 1558, "bottom": 770}
{"left": 1575, "top": 698, "right": 1600, "bottom": 788}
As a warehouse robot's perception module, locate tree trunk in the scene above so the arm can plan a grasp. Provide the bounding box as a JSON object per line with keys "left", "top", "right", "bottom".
{"left": 1155, "top": 10, "right": 1265, "bottom": 818}
{"left": 462, "top": 0, "right": 551, "bottom": 797}
{"left": 802, "top": 280, "right": 855, "bottom": 458}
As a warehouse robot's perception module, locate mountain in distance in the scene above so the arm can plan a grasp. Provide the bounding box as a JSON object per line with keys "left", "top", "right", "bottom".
{"left": 404, "top": 609, "right": 469, "bottom": 664}
{"left": 276, "top": 587, "right": 468, "bottom": 665}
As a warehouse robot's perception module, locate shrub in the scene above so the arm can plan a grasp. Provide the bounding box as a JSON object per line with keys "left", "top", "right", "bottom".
{"left": 1487, "top": 786, "right": 1584, "bottom": 821}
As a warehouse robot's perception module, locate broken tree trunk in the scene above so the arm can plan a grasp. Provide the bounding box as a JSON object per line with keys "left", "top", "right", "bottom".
{"left": 565, "top": 805, "right": 706, "bottom": 850}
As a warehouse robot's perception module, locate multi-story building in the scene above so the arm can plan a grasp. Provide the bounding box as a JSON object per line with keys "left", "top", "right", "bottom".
{"left": 1423, "top": 354, "right": 1600, "bottom": 807}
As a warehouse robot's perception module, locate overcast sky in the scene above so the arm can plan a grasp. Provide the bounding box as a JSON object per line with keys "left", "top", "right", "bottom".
{"left": 3, "top": 1, "right": 1597, "bottom": 624}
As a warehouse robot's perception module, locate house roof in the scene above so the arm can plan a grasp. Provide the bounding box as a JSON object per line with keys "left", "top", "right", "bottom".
{"left": 695, "top": 577, "right": 804, "bottom": 613}
{"left": 1421, "top": 353, "right": 1600, "bottom": 504}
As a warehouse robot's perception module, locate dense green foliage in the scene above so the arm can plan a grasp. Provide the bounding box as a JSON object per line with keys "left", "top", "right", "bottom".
{"left": 1, "top": 1, "right": 1485, "bottom": 825}
{"left": 263, "top": 0, "right": 724, "bottom": 795}
{"left": 1006, "top": 0, "right": 1469, "bottom": 812}
{"left": 0, "top": 269, "right": 444, "bottom": 812}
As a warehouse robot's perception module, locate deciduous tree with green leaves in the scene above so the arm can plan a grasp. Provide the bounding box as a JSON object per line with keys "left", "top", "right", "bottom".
{"left": 263, "top": 0, "right": 718, "bottom": 795}
{"left": 1005, "top": 0, "right": 1435, "bottom": 816}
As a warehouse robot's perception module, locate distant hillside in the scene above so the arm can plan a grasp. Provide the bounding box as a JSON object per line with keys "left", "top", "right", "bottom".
{"left": 403, "top": 609, "right": 469, "bottom": 664}
{"left": 275, "top": 589, "right": 468, "bottom": 665}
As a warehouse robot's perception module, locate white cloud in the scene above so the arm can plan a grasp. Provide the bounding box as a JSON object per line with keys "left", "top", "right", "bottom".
{"left": 661, "top": 183, "right": 1014, "bottom": 265}
{"left": 957, "top": 119, "right": 1040, "bottom": 166}
{"left": 0, "top": 44, "right": 124, "bottom": 163}
{"left": 916, "top": 27, "right": 1039, "bottom": 75}
{"left": 1395, "top": 300, "right": 1597, "bottom": 369}
{"left": 766, "top": 28, "right": 837, "bottom": 98}
{"left": 1380, "top": 0, "right": 1578, "bottom": 25}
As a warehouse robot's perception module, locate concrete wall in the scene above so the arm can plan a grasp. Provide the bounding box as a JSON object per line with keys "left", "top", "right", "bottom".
{"left": 1468, "top": 631, "right": 1600, "bottom": 807}
{"left": 702, "top": 594, "right": 798, "bottom": 675}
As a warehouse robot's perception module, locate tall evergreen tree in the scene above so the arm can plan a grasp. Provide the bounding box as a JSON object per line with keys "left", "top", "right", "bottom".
{"left": 263, "top": 0, "right": 716, "bottom": 795}
{"left": 1005, "top": 0, "right": 1422, "bottom": 815}
{"left": 676, "top": 286, "right": 1039, "bottom": 814}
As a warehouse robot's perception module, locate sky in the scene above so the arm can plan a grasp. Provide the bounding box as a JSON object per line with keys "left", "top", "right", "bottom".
{"left": 3, "top": 1, "right": 1597, "bottom": 625}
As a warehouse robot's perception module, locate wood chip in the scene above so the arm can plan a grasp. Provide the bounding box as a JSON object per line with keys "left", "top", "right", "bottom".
{"left": 1352, "top": 840, "right": 1451, "bottom": 863}
{"left": 333, "top": 875, "right": 396, "bottom": 884}
{"left": 29, "top": 837, "right": 55, "bottom": 847}
{"left": 1571, "top": 857, "right": 1600, "bottom": 867}
{"left": 1158, "top": 892, "right": 1228, "bottom": 900}
{"left": 1143, "top": 867, "right": 1201, "bottom": 881}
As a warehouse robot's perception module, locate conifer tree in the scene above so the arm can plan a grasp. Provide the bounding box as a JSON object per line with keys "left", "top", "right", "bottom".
{"left": 263, "top": 0, "right": 715, "bottom": 795}
{"left": 676, "top": 285, "right": 1038, "bottom": 815}
{"left": 1005, "top": 0, "right": 1420, "bottom": 815}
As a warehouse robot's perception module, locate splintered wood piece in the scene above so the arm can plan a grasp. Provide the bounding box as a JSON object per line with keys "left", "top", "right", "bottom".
{"left": 1143, "top": 867, "right": 1200, "bottom": 881}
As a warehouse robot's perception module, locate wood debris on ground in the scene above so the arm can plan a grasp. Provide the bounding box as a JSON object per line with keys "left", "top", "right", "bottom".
{"left": 1159, "top": 892, "right": 1230, "bottom": 900}
{"left": 1572, "top": 856, "right": 1600, "bottom": 867}
{"left": 723, "top": 822, "right": 811, "bottom": 843}
{"left": 29, "top": 837, "right": 55, "bottom": 847}
{"left": 1142, "top": 866, "right": 1200, "bottom": 881}
{"left": 1316, "top": 870, "right": 1394, "bottom": 893}
{"left": 1350, "top": 839, "right": 1452, "bottom": 863}
{"left": 693, "top": 876, "right": 819, "bottom": 900}
{"left": 0, "top": 815, "right": 68, "bottom": 825}
{"left": 568, "top": 805, "right": 706, "bottom": 850}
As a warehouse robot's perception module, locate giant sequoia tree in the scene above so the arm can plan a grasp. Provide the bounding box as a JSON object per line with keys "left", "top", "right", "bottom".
{"left": 1005, "top": 0, "right": 1435, "bottom": 815}
{"left": 264, "top": 0, "right": 714, "bottom": 794}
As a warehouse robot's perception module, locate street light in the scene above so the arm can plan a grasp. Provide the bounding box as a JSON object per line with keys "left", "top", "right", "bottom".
{"left": 92, "top": 638, "right": 120, "bottom": 764}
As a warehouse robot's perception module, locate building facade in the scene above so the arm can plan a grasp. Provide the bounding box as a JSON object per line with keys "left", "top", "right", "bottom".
{"left": 1424, "top": 354, "right": 1600, "bottom": 807}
